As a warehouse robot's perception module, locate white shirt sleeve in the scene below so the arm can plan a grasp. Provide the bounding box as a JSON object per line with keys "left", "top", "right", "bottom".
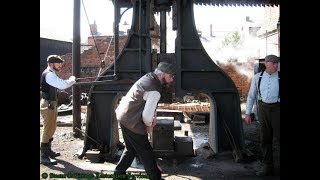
{"left": 46, "top": 71, "right": 76, "bottom": 90}
{"left": 142, "top": 91, "right": 161, "bottom": 126}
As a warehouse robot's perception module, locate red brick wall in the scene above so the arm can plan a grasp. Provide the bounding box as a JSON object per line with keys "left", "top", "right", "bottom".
{"left": 218, "top": 61, "right": 254, "bottom": 100}
{"left": 59, "top": 36, "right": 127, "bottom": 76}
{"left": 56, "top": 36, "right": 128, "bottom": 99}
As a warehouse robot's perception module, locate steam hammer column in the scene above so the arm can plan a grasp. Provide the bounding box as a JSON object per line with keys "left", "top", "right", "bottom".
{"left": 158, "top": 0, "right": 171, "bottom": 54}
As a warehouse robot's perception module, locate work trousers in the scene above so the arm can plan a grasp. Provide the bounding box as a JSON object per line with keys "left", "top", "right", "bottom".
{"left": 40, "top": 99, "right": 58, "bottom": 143}
{"left": 115, "top": 124, "right": 161, "bottom": 180}
{"left": 258, "top": 101, "right": 280, "bottom": 171}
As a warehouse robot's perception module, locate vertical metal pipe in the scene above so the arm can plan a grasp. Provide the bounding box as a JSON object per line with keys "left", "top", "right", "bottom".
{"left": 160, "top": 10, "right": 167, "bottom": 54}
{"left": 145, "top": 0, "right": 151, "bottom": 72}
{"left": 114, "top": 0, "right": 119, "bottom": 60}
{"left": 265, "top": 30, "right": 268, "bottom": 56}
{"left": 139, "top": 0, "right": 142, "bottom": 76}
{"left": 277, "top": 18, "right": 280, "bottom": 56}
{"left": 72, "top": 0, "right": 81, "bottom": 137}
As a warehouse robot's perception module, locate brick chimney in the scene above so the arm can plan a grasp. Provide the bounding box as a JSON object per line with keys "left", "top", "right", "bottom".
{"left": 90, "top": 20, "right": 98, "bottom": 36}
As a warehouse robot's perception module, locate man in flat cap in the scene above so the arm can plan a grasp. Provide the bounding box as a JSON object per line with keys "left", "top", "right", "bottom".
{"left": 244, "top": 54, "right": 280, "bottom": 176}
{"left": 40, "top": 55, "right": 76, "bottom": 165}
{"left": 114, "top": 62, "right": 175, "bottom": 180}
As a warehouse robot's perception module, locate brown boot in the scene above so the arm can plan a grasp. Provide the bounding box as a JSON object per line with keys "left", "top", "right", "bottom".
{"left": 48, "top": 138, "right": 61, "bottom": 158}
{"left": 40, "top": 143, "right": 57, "bottom": 165}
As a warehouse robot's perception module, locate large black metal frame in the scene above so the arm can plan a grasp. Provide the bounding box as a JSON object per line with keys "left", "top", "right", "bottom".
{"left": 81, "top": 0, "right": 279, "bottom": 160}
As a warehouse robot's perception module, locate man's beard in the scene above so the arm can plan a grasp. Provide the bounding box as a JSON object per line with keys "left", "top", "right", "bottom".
{"left": 53, "top": 66, "right": 61, "bottom": 72}
{"left": 161, "top": 83, "right": 174, "bottom": 94}
{"left": 163, "top": 80, "right": 174, "bottom": 87}
{"left": 161, "top": 82, "right": 173, "bottom": 88}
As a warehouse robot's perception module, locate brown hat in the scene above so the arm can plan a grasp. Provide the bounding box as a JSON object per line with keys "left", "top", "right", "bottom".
{"left": 157, "top": 62, "right": 176, "bottom": 75}
{"left": 265, "top": 55, "right": 280, "bottom": 63}
{"left": 47, "top": 55, "right": 64, "bottom": 63}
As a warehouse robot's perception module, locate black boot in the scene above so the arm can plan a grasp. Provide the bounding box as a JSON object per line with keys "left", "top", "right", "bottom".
{"left": 48, "top": 138, "right": 61, "bottom": 158}
{"left": 40, "top": 143, "right": 57, "bottom": 165}
{"left": 255, "top": 164, "right": 273, "bottom": 176}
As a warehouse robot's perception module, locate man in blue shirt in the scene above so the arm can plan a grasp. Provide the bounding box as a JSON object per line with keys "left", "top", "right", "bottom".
{"left": 245, "top": 54, "right": 280, "bottom": 176}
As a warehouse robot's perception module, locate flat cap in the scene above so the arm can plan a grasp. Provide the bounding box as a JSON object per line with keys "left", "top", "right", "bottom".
{"left": 157, "top": 62, "right": 176, "bottom": 75}
{"left": 265, "top": 55, "right": 280, "bottom": 63}
{"left": 47, "top": 55, "right": 64, "bottom": 63}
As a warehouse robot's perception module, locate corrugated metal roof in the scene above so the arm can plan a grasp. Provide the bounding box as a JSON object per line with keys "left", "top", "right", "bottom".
{"left": 194, "top": 0, "right": 279, "bottom": 6}
{"left": 115, "top": 0, "right": 280, "bottom": 7}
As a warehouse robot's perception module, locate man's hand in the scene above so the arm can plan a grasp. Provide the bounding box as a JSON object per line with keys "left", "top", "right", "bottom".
{"left": 69, "top": 76, "right": 76, "bottom": 81}
{"left": 244, "top": 114, "right": 252, "bottom": 124}
{"left": 146, "top": 117, "right": 157, "bottom": 134}
{"left": 151, "top": 116, "right": 157, "bottom": 127}
{"left": 146, "top": 125, "right": 153, "bottom": 134}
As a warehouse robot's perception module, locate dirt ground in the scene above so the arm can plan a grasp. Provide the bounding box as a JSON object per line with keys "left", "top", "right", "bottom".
{"left": 40, "top": 104, "right": 280, "bottom": 180}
